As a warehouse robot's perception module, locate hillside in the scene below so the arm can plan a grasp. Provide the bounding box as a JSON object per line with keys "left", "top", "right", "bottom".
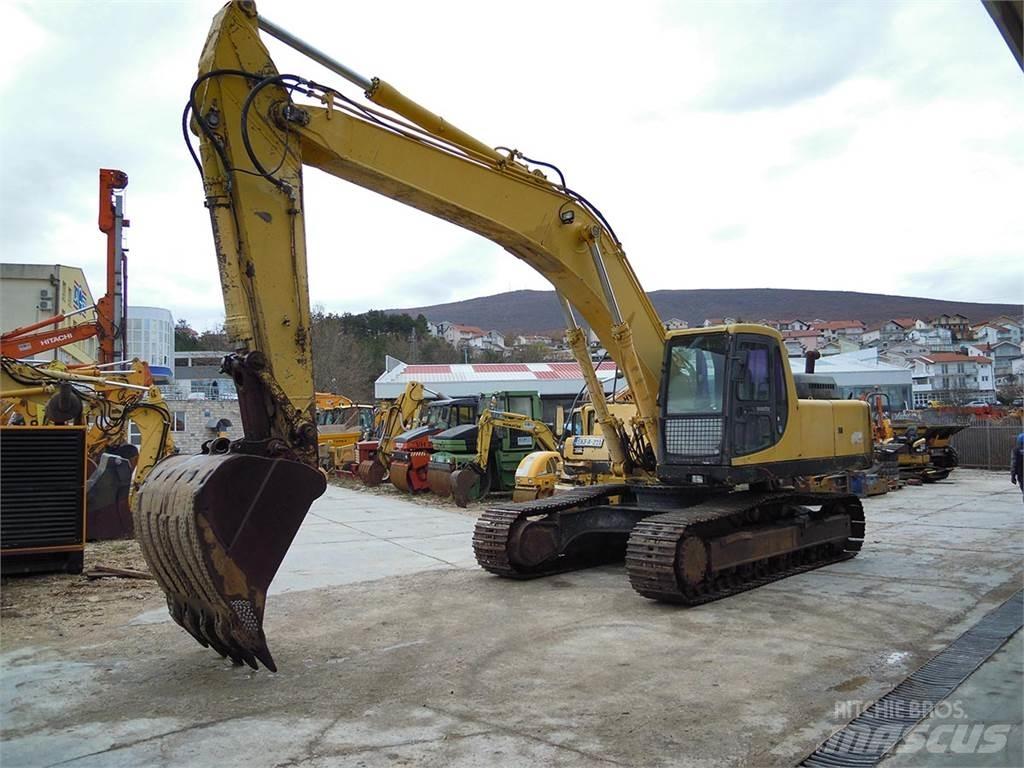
{"left": 391, "top": 289, "right": 1021, "bottom": 336}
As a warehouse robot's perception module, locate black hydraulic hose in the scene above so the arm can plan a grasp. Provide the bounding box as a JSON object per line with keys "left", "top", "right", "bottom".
{"left": 239, "top": 73, "right": 309, "bottom": 189}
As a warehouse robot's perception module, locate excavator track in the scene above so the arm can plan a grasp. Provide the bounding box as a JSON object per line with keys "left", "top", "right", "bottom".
{"left": 473, "top": 484, "right": 630, "bottom": 578}
{"left": 625, "top": 491, "right": 864, "bottom": 605}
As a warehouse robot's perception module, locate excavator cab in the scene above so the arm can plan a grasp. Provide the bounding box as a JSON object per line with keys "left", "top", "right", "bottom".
{"left": 657, "top": 326, "right": 871, "bottom": 487}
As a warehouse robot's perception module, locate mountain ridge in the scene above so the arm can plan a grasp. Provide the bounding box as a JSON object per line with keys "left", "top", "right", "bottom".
{"left": 388, "top": 288, "right": 1021, "bottom": 336}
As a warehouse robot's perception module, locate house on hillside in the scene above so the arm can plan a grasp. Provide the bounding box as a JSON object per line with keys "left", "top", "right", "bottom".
{"left": 431, "top": 320, "right": 454, "bottom": 339}
{"left": 972, "top": 318, "right": 1022, "bottom": 346}
{"left": 966, "top": 340, "right": 1022, "bottom": 380}
{"left": 813, "top": 320, "right": 866, "bottom": 342}
{"left": 663, "top": 318, "right": 688, "bottom": 330}
{"left": 910, "top": 352, "right": 995, "bottom": 407}
{"left": 867, "top": 318, "right": 919, "bottom": 348}
{"left": 905, "top": 324, "right": 954, "bottom": 351}
{"left": 931, "top": 313, "right": 971, "bottom": 341}
{"left": 465, "top": 330, "right": 506, "bottom": 352}
{"left": 514, "top": 333, "right": 556, "bottom": 347}
{"left": 775, "top": 319, "right": 812, "bottom": 331}
{"left": 819, "top": 338, "right": 860, "bottom": 356}
{"left": 701, "top": 317, "right": 740, "bottom": 327}
{"left": 441, "top": 323, "right": 486, "bottom": 346}
{"left": 880, "top": 342, "right": 931, "bottom": 367}
{"left": 780, "top": 329, "right": 820, "bottom": 355}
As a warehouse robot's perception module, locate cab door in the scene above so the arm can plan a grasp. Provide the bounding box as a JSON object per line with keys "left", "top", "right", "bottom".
{"left": 729, "top": 336, "right": 787, "bottom": 457}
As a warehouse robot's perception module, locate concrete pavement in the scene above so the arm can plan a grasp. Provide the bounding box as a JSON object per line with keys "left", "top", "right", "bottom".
{"left": 2, "top": 470, "right": 1022, "bottom": 767}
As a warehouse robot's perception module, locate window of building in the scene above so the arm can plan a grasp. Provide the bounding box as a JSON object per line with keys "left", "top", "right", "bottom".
{"left": 128, "top": 422, "right": 142, "bottom": 447}
{"left": 172, "top": 411, "right": 186, "bottom": 432}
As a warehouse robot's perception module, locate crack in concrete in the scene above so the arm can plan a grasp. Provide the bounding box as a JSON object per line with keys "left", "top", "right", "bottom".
{"left": 270, "top": 726, "right": 496, "bottom": 767}
{"left": 44, "top": 708, "right": 286, "bottom": 767}
{"left": 421, "top": 704, "right": 630, "bottom": 766}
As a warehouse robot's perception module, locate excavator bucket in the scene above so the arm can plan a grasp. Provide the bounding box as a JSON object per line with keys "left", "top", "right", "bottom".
{"left": 451, "top": 466, "right": 490, "bottom": 508}
{"left": 134, "top": 452, "right": 326, "bottom": 671}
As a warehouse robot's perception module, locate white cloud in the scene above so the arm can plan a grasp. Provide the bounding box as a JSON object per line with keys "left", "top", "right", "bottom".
{"left": 0, "top": 0, "right": 1020, "bottom": 335}
{"left": 0, "top": 2, "right": 53, "bottom": 93}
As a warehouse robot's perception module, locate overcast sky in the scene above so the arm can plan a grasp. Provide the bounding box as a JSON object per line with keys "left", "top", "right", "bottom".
{"left": 2, "top": 0, "right": 1021, "bottom": 331}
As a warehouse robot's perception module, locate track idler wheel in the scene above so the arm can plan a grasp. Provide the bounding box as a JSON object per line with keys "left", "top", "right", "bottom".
{"left": 451, "top": 465, "right": 491, "bottom": 508}
{"left": 134, "top": 453, "right": 326, "bottom": 671}
{"left": 358, "top": 460, "right": 387, "bottom": 487}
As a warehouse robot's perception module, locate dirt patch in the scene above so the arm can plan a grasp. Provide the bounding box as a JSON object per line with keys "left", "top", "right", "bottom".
{"left": 328, "top": 474, "right": 496, "bottom": 519}
{"left": 1, "top": 539, "right": 162, "bottom": 649}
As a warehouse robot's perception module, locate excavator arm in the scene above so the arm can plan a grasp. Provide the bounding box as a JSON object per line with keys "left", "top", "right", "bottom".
{"left": 449, "top": 409, "right": 559, "bottom": 507}
{"left": 357, "top": 380, "right": 428, "bottom": 485}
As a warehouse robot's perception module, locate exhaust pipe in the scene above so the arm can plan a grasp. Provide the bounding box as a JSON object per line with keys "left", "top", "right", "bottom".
{"left": 804, "top": 350, "right": 821, "bottom": 374}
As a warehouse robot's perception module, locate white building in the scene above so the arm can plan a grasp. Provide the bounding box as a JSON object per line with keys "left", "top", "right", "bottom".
{"left": 790, "top": 349, "right": 913, "bottom": 410}
{"left": 0, "top": 262, "right": 98, "bottom": 364}
{"left": 126, "top": 306, "right": 175, "bottom": 382}
{"left": 375, "top": 356, "right": 623, "bottom": 424}
{"left": 972, "top": 319, "right": 1022, "bottom": 346}
{"left": 439, "top": 322, "right": 484, "bottom": 346}
{"left": 910, "top": 352, "right": 995, "bottom": 407}
{"left": 813, "top": 320, "right": 865, "bottom": 342}
{"left": 465, "top": 329, "right": 506, "bottom": 351}
{"left": 905, "top": 325, "right": 954, "bottom": 350}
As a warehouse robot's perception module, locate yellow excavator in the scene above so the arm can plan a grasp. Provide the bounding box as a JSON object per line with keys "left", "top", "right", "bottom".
{"left": 512, "top": 401, "right": 640, "bottom": 501}
{"left": 2, "top": 357, "right": 176, "bottom": 536}
{"left": 135, "top": 1, "right": 871, "bottom": 670}
{"left": 437, "top": 408, "right": 561, "bottom": 507}
{"left": 355, "top": 380, "right": 430, "bottom": 485}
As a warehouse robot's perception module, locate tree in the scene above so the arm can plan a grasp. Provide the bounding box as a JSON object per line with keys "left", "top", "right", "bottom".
{"left": 174, "top": 319, "right": 201, "bottom": 351}
{"left": 308, "top": 310, "right": 460, "bottom": 400}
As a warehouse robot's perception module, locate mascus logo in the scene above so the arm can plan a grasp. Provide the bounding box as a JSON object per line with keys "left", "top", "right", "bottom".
{"left": 40, "top": 333, "right": 74, "bottom": 347}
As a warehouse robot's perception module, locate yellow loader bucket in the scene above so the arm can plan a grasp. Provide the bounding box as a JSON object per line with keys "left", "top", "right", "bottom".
{"left": 134, "top": 452, "right": 326, "bottom": 671}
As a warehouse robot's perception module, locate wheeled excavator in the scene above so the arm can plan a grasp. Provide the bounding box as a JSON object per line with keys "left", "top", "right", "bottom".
{"left": 135, "top": 1, "right": 871, "bottom": 671}
{"left": 442, "top": 409, "right": 561, "bottom": 507}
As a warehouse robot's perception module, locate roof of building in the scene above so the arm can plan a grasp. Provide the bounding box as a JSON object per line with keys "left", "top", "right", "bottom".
{"left": 813, "top": 320, "right": 865, "bottom": 331}
{"left": 375, "top": 358, "right": 622, "bottom": 398}
{"left": 917, "top": 352, "right": 992, "bottom": 364}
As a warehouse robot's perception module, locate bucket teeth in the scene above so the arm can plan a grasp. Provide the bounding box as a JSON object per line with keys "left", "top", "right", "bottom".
{"left": 135, "top": 452, "right": 324, "bottom": 672}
